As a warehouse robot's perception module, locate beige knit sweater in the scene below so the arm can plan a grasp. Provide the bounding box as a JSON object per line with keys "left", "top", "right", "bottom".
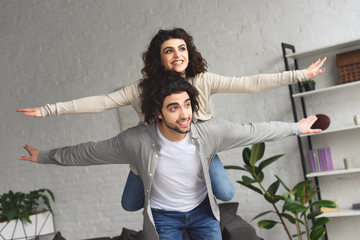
{"left": 41, "top": 70, "right": 308, "bottom": 122}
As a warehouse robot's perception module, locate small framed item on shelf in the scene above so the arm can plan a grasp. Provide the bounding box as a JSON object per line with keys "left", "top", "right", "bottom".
{"left": 336, "top": 49, "right": 360, "bottom": 84}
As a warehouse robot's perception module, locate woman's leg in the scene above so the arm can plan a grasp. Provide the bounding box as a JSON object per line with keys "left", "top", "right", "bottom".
{"left": 209, "top": 154, "right": 235, "bottom": 201}
{"left": 121, "top": 170, "right": 145, "bottom": 211}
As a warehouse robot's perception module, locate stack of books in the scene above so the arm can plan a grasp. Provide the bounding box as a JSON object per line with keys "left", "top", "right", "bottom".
{"left": 308, "top": 147, "right": 333, "bottom": 172}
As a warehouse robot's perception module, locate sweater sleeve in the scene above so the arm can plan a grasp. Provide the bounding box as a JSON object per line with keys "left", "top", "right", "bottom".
{"left": 204, "top": 70, "right": 308, "bottom": 94}
{"left": 40, "top": 80, "right": 142, "bottom": 117}
{"left": 196, "top": 118, "right": 302, "bottom": 152}
{"left": 37, "top": 134, "right": 130, "bottom": 166}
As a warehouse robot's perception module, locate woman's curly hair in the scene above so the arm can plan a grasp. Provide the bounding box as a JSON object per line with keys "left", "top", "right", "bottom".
{"left": 140, "top": 28, "right": 208, "bottom": 80}
{"left": 140, "top": 71, "right": 199, "bottom": 124}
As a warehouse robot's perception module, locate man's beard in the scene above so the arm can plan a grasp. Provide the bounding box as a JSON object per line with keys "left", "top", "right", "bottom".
{"left": 162, "top": 117, "right": 191, "bottom": 134}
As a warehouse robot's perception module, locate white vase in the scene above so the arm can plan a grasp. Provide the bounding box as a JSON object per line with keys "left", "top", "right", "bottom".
{"left": 0, "top": 211, "right": 55, "bottom": 240}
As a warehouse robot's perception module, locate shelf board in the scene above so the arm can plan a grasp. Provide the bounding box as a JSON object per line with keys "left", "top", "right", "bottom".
{"left": 292, "top": 81, "right": 360, "bottom": 98}
{"left": 286, "top": 38, "right": 360, "bottom": 59}
{"left": 321, "top": 208, "right": 360, "bottom": 218}
{"left": 300, "top": 125, "right": 360, "bottom": 137}
{"left": 306, "top": 167, "right": 360, "bottom": 178}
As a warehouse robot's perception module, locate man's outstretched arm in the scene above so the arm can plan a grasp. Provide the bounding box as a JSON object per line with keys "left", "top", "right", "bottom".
{"left": 18, "top": 135, "right": 131, "bottom": 166}
{"left": 200, "top": 115, "right": 322, "bottom": 152}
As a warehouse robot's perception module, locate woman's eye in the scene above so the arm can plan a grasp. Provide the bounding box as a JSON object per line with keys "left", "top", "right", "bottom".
{"left": 165, "top": 49, "right": 173, "bottom": 54}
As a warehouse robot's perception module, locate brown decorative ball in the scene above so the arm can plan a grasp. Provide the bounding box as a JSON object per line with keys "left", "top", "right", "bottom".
{"left": 312, "top": 114, "right": 331, "bottom": 130}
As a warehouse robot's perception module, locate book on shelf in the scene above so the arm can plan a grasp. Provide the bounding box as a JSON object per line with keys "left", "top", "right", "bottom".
{"left": 321, "top": 200, "right": 338, "bottom": 212}
{"left": 309, "top": 147, "right": 333, "bottom": 173}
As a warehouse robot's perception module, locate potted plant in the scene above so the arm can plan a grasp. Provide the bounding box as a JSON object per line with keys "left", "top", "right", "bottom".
{"left": 225, "top": 143, "right": 336, "bottom": 240}
{"left": 0, "top": 188, "right": 55, "bottom": 240}
{"left": 301, "top": 79, "right": 316, "bottom": 91}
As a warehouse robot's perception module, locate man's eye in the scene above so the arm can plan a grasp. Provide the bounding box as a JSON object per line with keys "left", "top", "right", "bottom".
{"left": 170, "top": 107, "right": 177, "bottom": 111}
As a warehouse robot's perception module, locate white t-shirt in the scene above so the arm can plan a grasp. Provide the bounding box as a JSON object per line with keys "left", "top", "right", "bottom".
{"left": 150, "top": 126, "right": 208, "bottom": 212}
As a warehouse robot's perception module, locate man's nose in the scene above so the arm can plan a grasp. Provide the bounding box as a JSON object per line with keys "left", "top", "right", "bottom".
{"left": 179, "top": 108, "right": 189, "bottom": 118}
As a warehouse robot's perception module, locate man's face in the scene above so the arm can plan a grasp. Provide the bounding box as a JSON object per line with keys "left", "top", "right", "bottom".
{"left": 160, "top": 38, "right": 189, "bottom": 75}
{"left": 157, "top": 91, "right": 192, "bottom": 141}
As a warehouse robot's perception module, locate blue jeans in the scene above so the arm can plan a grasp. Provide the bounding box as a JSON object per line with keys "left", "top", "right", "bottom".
{"left": 151, "top": 197, "right": 222, "bottom": 240}
{"left": 121, "top": 154, "right": 234, "bottom": 211}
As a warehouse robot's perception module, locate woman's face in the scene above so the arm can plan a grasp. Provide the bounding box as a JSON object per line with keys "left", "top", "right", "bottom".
{"left": 160, "top": 38, "right": 189, "bottom": 75}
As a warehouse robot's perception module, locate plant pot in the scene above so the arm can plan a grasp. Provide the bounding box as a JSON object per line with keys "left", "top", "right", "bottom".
{"left": 302, "top": 81, "right": 316, "bottom": 91}
{"left": 0, "top": 211, "right": 55, "bottom": 240}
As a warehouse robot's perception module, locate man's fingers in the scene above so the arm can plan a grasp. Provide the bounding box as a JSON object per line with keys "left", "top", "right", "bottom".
{"left": 19, "top": 144, "right": 39, "bottom": 163}
{"left": 309, "top": 128, "right": 322, "bottom": 134}
{"left": 23, "top": 144, "right": 32, "bottom": 152}
{"left": 18, "top": 156, "right": 30, "bottom": 161}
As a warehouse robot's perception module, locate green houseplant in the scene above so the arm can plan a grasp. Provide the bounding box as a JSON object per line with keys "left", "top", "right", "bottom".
{"left": 225, "top": 143, "right": 336, "bottom": 240}
{"left": 301, "top": 79, "right": 316, "bottom": 91}
{"left": 0, "top": 189, "right": 55, "bottom": 239}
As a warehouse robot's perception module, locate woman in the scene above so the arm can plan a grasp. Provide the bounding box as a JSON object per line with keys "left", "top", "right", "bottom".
{"left": 17, "top": 28, "right": 326, "bottom": 211}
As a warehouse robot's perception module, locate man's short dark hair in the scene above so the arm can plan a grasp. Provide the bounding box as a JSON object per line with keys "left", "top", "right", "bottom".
{"left": 140, "top": 71, "right": 199, "bottom": 124}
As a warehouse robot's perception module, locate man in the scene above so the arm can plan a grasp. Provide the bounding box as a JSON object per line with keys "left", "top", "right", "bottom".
{"left": 19, "top": 72, "right": 321, "bottom": 240}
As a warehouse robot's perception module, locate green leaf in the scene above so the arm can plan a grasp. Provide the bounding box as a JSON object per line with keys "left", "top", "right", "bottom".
{"left": 264, "top": 193, "right": 283, "bottom": 204}
{"left": 258, "top": 154, "right": 284, "bottom": 172}
{"left": 257, "top": 219, "right": 278, "bottom": 229}
{"left": 40, "top": 189, "right": 55, "bottom": 202}
{"left": 307, "top": 211, "right": 323, "bottom": 220}
{"left": 303, "top": 189, "right": 319, "bottom": 204}
{"left": 312, "top": 217, "right": 329, "bottom": 229}
{"left": 244, "top": 164, "right": 253, "bottom": 173}
{"left": 242, "top": 176, "right": 257, "bottom": 184}
{"left": 251, "top": 166, "right": 264, "bottom": 181}
{"left": 251, "top": 210, "right": 274, "bottom": 221}
{"left": 292, "top": 231, "right": 306, "bottom": 238}
{"left": 310, "top": 200, "right": 337, "bottom": 209}
{"left": 223, "top": 165, "right": 248, "bottom": 171}
{"left": 310, "top": 227, "right": 326, "bottom": 240}
{"left": 242, "top": 147, "right": 251, "bottom": 166}
{"left": 282, "top": 192, "right": 296, "bottom": 203}
{"left": 249, "top": 143, "right": 265, "bottom": 166}
{"left": 292, "top": 180, "right": 312, "bottom": 194}
{"left": 267, "top": 179, "right": 280, "bottom": 197}
{"left": 275, "top": 175, "right": 291, "bottom": 192}
{"left": 279, "top": 213, "right": 296, "bottom": 224}
{"left": 0, "top": 188, "right": 54, "bottom": 223}
{"left": 237, "top": 181, "right": 263, "bottom": 195}
{"left": 284, "top": 202, "right": 307, "bottom": 212}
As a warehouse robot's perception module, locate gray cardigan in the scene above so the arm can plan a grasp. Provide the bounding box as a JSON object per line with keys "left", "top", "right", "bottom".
{"left": 38, "top": 118, "right": 302, "bottom": 240}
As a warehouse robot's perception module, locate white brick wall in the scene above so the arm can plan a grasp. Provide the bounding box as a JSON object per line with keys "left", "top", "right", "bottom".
{"left": 1, "top": 0, "right": 360, "bottom": 239}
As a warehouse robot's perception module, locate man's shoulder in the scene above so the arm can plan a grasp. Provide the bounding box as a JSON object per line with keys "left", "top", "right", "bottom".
{"left": 193, "top": 118, "right": 233, "bottom": 133}
{"left": 117, "top": 123, "right": 155, "bottom": 140}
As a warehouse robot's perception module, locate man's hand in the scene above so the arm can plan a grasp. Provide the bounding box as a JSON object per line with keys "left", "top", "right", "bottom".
{"left": 16, "top": 107, "right": 42, "bottom": 118}
{"left": 298, "top": 115, "right": 322, "bottom": 134}
{"left": 18, "top": 144, "right": 40, "bottom": 163}
{"left": 306, "top": 57, "right": 326, "bottom": 79}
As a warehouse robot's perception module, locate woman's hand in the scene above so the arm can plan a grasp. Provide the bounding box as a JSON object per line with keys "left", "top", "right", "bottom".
{"left": 306, "top": 57, "right": 326, "bottom": 79}
{"left": 16, "top": 107, "right": 42, "bottom": 117}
